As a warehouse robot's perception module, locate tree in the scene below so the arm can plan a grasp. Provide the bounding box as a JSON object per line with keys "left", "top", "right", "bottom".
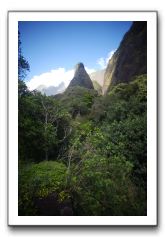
{"left": 40, "top": 95, "right": 71, "bottom": 161}
{"left": 18, "top": 30, "right": 30, "bottom": 80}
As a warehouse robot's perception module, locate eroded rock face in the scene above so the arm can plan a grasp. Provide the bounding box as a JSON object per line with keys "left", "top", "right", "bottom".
{"left": 68, "top": 63, "right": 94, "bottom": 89}
{"left": 103, "top": 21, "right": 147, "bottom": 94}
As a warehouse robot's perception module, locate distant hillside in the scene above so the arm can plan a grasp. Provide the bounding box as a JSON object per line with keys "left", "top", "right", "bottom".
{"left": 92, "top": 80, "right": 102, "bottom": 95}
{"left": 103, "top": 21, "right": 147, "bottom": 94}
{"left": 90, "top": 69, "right": 105, "bottom": 94}
{"left": 90, "top": 69, "right": 105, "bottom": 86}
{"left": 36, "top": 82, "right": 65, "bottom": 96}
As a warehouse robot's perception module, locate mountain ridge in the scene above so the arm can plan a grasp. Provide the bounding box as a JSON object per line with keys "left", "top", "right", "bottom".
{"left": 103, "top": 21, "right": 147, "bottom": 94}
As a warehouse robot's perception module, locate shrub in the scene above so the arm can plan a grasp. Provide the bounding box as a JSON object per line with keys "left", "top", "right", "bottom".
{"left": 19, "top": 161, "right": 67, "bottom": 215}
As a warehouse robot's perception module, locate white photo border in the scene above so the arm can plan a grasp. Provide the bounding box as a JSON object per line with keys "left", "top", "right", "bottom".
{"left": 8, "top": 11, "right": 157, "bottom": 226}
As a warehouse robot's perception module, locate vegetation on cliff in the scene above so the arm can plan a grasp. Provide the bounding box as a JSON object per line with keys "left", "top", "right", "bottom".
{"left": 18, "top": 22, "right": 147, "bottom": 216}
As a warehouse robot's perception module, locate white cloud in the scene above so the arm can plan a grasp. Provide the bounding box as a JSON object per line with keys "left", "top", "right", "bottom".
{"left": 97, "top": 58, "right": 105, "bottom": 69}
{"left": 27, "top": 68, "right": 74, "bottom": 91}
{"left": 85, "top": 67, "right": 96, "bottom": 75}
{"left": 97, "top": 50, "right": 116, "bottom": 69}
{"left": 27, "top": 66, "right": 96, "bottom": 92}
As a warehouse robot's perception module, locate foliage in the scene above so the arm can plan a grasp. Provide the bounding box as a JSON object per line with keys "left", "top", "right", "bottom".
{"left": 60, "top": 86, "right": 97, "bottom": 118}
{"left": 18, "top": 31, "right": 30, "bottom": 80}
{"left": 19, "top": 161, "right": 67, "bottom": 215}
{"left": 71, "top": 155, "right": 144, "bottom": 216}
{"left": 19, "top": 90, "right": 71, "bottom": 162}
{"left": 90, "top": 74, "right": 147, "bottom": 190}
{"left": 91, "top": 74, "right": 147, "bottom": 123}
{"left": 18, "top": 74, "right": 147, "bottom": 216}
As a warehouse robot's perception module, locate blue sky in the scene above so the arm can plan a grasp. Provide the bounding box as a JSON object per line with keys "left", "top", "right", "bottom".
{"left": 19, "top": 21, "right": 132, "bottom": 90}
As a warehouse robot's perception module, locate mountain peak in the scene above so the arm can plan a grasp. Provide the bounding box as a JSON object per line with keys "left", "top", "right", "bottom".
{"left": 75, "top": 62, "right": 84, "bottom": 70}
{"left": 68, "top": 62, "right": 94, "bottom": 89}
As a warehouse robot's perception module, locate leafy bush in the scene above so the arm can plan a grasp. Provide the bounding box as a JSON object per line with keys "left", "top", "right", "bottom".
{"left": 19, "top": 161, "right": 67, "bottom": 215}
{"left": 71, "top": 154, "right": 145, "bottom": 215}
{"left": 91, "top": 74, "right": 147, "bottom": 123}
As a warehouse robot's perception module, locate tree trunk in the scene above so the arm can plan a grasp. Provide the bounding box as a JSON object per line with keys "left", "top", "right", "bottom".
{"left": 45, "top": 150, "right": 48, "bottom": 161}
{"left": 45, "top": 112, "right": 48, "bottom": 161}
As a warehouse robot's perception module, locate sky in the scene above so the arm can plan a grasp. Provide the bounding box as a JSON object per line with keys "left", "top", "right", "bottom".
{"left": 19, "top": 21, "right": 132, "bottom": 91}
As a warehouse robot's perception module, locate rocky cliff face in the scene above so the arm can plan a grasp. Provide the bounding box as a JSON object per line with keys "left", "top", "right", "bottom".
{"left": 103, "top": 21, "right": 147, "bottom": 94}
{"left": 68, "top": 63, "right": 94, "bottom": 89}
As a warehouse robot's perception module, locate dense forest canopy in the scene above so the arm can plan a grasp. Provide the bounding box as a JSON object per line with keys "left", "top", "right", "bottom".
{"left": 18, "top": 22, "right": 147, "bottom": 216}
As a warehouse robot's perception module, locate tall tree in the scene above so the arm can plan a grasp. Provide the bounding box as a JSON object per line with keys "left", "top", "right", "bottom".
{"left": 18, "top": 30, "right": 30, "bottom": 80}
{"left": 40, "top": 95, "right": 71, "bottom": 161}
